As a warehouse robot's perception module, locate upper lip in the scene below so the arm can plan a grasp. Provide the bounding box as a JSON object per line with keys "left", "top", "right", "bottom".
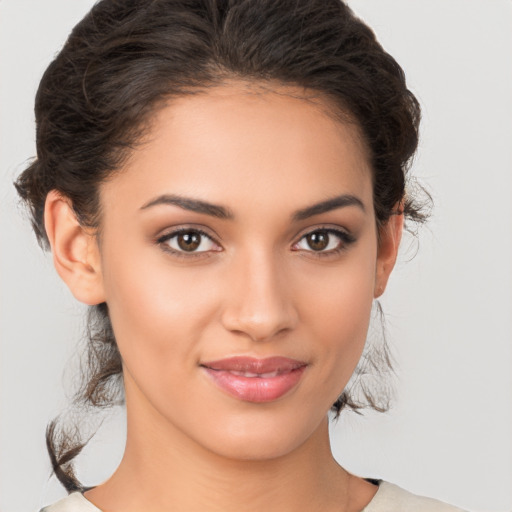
{"left": 201, "top": 356, "right": 307, "bottom": 375}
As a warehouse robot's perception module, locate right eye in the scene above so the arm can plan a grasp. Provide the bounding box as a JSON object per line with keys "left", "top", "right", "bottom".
{"left": 157, "top": 228, "right": 222, "bottom": 256}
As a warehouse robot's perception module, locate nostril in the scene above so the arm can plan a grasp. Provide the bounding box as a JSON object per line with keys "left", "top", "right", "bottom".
{"left": 221, "top": 314, "right": 295, "bottom": 343}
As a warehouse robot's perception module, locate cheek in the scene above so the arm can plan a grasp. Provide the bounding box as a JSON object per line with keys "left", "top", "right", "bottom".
{"left": 296, "top": 243, "right": 377, "bottom": 396}
{"left": 100, "top": 236, "right": 219, "bottom": 375}
{"left": 300, "top": 242, "right": 376, "bottom": 334}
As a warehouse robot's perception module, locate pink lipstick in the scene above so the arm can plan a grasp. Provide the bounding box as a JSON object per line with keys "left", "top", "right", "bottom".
{"left": 201, "top": 356, "right": 307, "bottom": 403}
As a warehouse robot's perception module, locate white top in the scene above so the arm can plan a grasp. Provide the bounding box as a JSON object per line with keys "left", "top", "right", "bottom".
{"left": 40, "top": 481, "right": 467, "bottom": 511}
{"left": 362, "top": 482, "right": 466, "bottom": 511}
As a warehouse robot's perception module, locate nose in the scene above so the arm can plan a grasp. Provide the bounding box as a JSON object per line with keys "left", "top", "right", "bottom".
{"left": 220, "top": 249, "right": 298, "bottom": 343}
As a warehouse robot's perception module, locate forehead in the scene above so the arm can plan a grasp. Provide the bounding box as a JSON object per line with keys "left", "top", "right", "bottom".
{"left": 101, "top": 82, "right": 373, "bottom": 217}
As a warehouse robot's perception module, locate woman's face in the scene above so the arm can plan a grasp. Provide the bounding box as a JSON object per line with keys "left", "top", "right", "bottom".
{"left": 90, "top": 82, "right": 397, "bottom": 460}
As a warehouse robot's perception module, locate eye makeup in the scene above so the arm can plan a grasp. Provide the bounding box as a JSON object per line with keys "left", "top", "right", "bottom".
{"left": 292, "top": 227, "right": 356, "bottom": 259}
{"left": 155, "top": 224, "right": 357, "bottom": 261}
{"left": 156, "top": 227, "right": 222, "bottom": 259}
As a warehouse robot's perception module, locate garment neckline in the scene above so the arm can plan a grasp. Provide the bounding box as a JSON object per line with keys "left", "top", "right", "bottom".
{"left": 73, "top": 480, "right": 384, "bottom": 511}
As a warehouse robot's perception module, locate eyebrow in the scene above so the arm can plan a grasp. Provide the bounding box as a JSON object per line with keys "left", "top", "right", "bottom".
{"left": 291, "top": 194, "right": 365, "bottom": 221}
{"left": 140, "top": 194, "right": 234, "bottom": 219}
{"left": 140, "top": 193, "right": 365, "bottom": 221}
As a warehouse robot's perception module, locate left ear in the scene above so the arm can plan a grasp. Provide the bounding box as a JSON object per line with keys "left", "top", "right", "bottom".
{"left": 374, "top": 206, "right": 404, "bottom": 298}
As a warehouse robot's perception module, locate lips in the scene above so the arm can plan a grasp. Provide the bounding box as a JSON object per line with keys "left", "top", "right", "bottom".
{"left": 200, "top": 356, "right": 307, "bottom": 403}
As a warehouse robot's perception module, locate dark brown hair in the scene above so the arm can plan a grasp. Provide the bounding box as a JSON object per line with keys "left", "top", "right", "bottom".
{"left": 15, "top": 0, "right": 425, "bottom": 492}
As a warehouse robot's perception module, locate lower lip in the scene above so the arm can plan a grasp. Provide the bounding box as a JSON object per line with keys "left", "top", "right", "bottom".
{"left": 202, "top": 366, "right": 306, "bottom": 403}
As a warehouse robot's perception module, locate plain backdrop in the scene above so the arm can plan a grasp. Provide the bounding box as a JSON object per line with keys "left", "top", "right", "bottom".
{"left": 1, "top": 1, "right": 511, "bottom": 511}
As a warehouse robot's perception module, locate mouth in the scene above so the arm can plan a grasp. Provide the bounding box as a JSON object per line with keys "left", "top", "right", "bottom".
{"left": 200, "top": 356, "right": 307, "bottom": 403}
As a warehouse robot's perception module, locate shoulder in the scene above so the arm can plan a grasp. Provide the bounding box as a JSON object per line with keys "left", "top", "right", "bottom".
{"left": 363, "top": 481, "right": 467, "bottom": 512}
{"left": 39, "top": 492, "right": 101, "bottom": 512}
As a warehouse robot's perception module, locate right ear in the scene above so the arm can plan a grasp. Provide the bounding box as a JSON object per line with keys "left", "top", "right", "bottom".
{"left": 44, "top": 190, "right": 106, "bottom": 305}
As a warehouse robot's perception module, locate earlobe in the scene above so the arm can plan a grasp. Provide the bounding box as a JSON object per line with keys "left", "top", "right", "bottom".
{"left": 374, "top": 207, "right": 404, "bottom": 298}
{"left": 44, "top": 190, "right": 106, "bottom": 305}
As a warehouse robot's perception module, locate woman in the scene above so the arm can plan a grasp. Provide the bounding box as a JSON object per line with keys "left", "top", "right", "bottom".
{"left": 12, "top": 0, "right": 472, "bottom": 510}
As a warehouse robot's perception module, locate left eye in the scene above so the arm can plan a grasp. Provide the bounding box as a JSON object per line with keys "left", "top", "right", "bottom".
{"left": 161, "top": 229, "right": 219, "bottom": 253}
{"left": 294, "top": 229, "right": 348, "bottom": 252}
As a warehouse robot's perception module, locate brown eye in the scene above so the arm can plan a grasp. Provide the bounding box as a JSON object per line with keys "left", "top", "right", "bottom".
{"left": 160, "top": 228, "right": 220, "bottom": 255}
{"left": 177, "top": 231, "right": 201, "bottom": 251}
{"left": 293, "top": 228, "right": 354, "bottom": 255}
{"left": 305, "top": 230, "right": 330, "bottom": 251}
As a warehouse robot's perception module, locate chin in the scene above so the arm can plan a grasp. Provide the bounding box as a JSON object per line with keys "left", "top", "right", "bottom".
{"left": 194, "top": 408, "right": 327, "bottom": 462}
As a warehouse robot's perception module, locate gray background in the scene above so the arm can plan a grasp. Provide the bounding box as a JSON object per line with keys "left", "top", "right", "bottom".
{"left": 1, "top": 1, "right": 511, "bottom": 511}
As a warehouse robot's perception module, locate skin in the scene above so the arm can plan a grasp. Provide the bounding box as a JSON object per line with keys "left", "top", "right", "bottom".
{"left": 44, "top": 82, "right": 402, "bottom": 512}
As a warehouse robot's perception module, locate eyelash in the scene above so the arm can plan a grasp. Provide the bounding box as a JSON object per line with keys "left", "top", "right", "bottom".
{"left": 156, "top": 226, "right": 356, "bottom": 259}
{"left": 292, "top": 227, "right": 356, "bottom": 258}
{"left": 156, "top": 227, "right": 220, "bottom": 259}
